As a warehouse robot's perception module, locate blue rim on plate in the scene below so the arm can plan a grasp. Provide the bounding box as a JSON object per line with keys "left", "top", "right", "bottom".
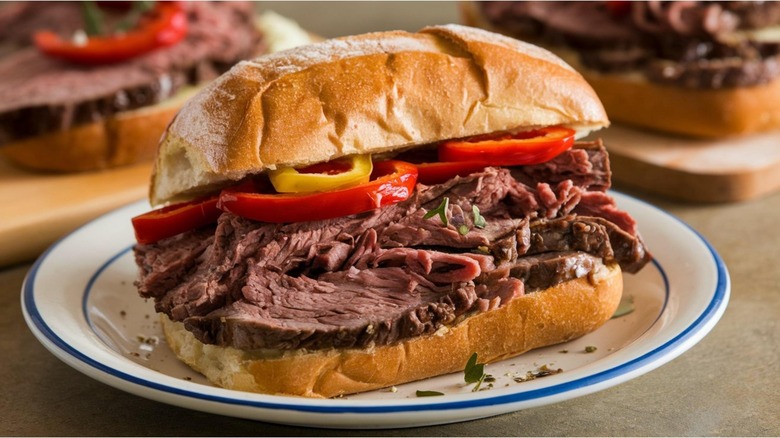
{"left": 21, "top": 191, "right": 730, "bottom": 416}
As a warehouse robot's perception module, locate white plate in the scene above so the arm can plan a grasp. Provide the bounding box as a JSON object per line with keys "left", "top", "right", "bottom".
{"left": 22, "top": 192, "right": 729, "bottom": 429}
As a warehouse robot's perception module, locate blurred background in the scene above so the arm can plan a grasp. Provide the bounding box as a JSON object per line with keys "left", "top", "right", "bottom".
{"left": 261, "top": 1, "right": 460, "bottom": 36}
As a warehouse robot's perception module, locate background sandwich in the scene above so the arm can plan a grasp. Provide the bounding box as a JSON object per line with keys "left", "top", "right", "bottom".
{"left": 462, "top": 1, "right": 780, "bottom": 138}
{"left": 0, "top": 2, "right": 312, "bottom": 172}
{"left": 131, "top": 24, "right": 651, "bottom": 398}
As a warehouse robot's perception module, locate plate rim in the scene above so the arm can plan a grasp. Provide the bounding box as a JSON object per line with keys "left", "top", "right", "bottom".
{"left": 21, "top": 191, "right": 730, "bottom": 417}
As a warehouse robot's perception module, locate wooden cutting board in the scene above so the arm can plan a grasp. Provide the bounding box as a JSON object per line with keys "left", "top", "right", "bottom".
{"left": 0, "top": 158, "right": 152, "bottom": 267}
{"left": 595, "top": 125, "right": 780, "bottom": 203}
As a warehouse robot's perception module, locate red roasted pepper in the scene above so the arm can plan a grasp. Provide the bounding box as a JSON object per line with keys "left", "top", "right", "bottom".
{"left": 218, "top": 160, "right": 418, "bottom": 224}
{"left": 414, "top": 161, "right": 490, "bottom": 185}
{"left": 132, "top": 160, "right": 419, "bottom": 244}
{"left": 131, "top": 195, "right": 220, "bottom": 245}
{"left": 34, "top": 2, "right": 187, "bottom": 65}
{"left": 438, "top": 126, "right": 576, "bottom": 167}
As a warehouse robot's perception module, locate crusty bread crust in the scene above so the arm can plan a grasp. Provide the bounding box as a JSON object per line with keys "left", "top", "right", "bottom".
{"left": 580, "top": 71, "right": 780, "bottom": 138}
{"left": 460, "top": 1, "right": 780, "bottom": 138}
{"left": 0, "top": 90, "right": 191, "bottom": 172}
{"left": 161, "top": 263, "right": 622, "bottom": 398}
{"left": 151, "top": 24, "right": 609, "bottom": 205}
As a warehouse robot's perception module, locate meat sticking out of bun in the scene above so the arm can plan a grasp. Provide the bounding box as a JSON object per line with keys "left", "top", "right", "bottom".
{"left": 132, "top": 24, "right": 651, "bottom": 398}
{"left": 462, "top": 1, "right": 780, "bottom": 138}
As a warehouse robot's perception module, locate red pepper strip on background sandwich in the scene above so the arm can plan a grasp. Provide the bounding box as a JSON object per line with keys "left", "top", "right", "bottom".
{"left": 132, "top": 24, "right": 651, "bottom": 398}
{"left": 33, "top": 2, "right": 188, "bottom": 65}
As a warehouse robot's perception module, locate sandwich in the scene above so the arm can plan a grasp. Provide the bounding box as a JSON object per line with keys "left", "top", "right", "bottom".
{"left": 462, "top": 1, "right": 780, "bottom": 138}
{"left": 131, "top": 24, "right": 651, "bottom": 398}
{"left": 0, "top": 2, "right": 312, "bottom": 172}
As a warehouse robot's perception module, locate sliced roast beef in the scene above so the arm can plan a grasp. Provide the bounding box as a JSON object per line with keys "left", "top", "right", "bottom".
{"left": 483, "top": 251, "right": 605, "bottom": 292}
{"left": 134, "top": 142, "right": 651, "bottom": 351}
{"left": 526, "top": 215, "right": 651, "bottom": 274}
{"left": 511, "top": 141, "right": 611, "bottom": 191}
{"left": 134, "top": 227, "right": 215, "bottom": 299}
{"left": 478, "top": 1, "right": 780, "bottom": 89}
{"left": 573, "top": 190, "right": 640, "bottom": 236}
{"left": 184, "top": 267, "right": 523, "bottom": 350}
{"left": 0, "top": 2, "right": 265, "bottom": 144}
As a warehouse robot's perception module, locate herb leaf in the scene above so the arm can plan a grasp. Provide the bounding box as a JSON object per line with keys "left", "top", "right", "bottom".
{"left": 416, "top": 390, "right": 444, "bottom": 397}
{"left": 458, "top": 224, "right": 470, "bottom": 235}
{"left": 81, "top": 1, "right": 104, "bottom": 36}
{"left": 464, "top": 352, "right": 489, "bottom": 392}
{"left": 116, "top": 1, "right": 155, "bottom": 33}
{"left": 464, "top": 352, "right": 485, "bottom": 384}
{"left": 472, "top": 205, "right": 487, "bottom": 229}
{"left": 423, "top": 197, "right": 450, "bottom": 226}
{"left": 471, "top": 374, "right": 487, "bottom": 392}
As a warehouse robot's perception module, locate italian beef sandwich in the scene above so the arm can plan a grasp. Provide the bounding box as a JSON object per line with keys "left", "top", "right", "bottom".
{"left": 131, "top": 24, "right": 652, "bottom": 398}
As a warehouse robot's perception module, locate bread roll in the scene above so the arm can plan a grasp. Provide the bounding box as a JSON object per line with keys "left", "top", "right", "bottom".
{"left": 151, "top": 24, "right": 609, "bottom": 205}
{"left": 0, "top": 88, "right": 195, "bottom": 172}
{"left": 162, "top": 263, "right": 622, "bottom": 398}
{"left": 572, "top": 70, "right": 780, "bottom": 138}
{"left": 460, "top": 1, "right": 780, "bottom": 138}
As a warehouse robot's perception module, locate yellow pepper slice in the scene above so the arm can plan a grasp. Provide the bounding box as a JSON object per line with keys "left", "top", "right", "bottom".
{"left": 268, "top": 154, "right": 373, "bottom": 193}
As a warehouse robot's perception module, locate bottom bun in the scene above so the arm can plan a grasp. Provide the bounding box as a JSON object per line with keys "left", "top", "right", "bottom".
{"left": 161, "top": 263, "right": 622, "bottom": 398}
{"left": 0, "top": 89, "right": 195, "bottom": 172}
{"left": 582, "top": 71, "right": 780, "bottom": 138}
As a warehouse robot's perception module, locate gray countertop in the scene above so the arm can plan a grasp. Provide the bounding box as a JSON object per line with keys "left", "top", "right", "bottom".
{"left": 2, "top": 2, "right": 778, "bottom": 436}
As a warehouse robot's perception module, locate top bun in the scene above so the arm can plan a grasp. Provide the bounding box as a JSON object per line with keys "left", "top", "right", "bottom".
{"left": 151, "top": 24, "right": 608, "bottom": 205}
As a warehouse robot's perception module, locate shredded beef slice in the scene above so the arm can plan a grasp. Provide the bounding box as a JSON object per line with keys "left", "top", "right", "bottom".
{"left": 184, "top": 267, "right": 523, "bottom": 350}
{"left": 479, "top": 1, "right": 780, "bottom": 88}
{"left": 133, "top": 143, "right": 651, "bottom": 350}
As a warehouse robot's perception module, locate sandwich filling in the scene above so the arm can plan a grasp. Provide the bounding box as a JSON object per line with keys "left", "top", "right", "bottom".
{"left": 0, "top": 2, "right": 265, "bottom": 145}
{"left": 478, "top": 1, "right": 780, "bottom": 89}
{"left": 134, "top": 141, "right": 650, "bottom": 352}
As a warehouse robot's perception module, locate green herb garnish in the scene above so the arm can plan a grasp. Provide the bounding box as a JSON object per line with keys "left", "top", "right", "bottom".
{"left": 416, "top": 390, "right": 444, "bottom": 397}
{"left": 458, "top": 224, "right": 470, "bottom": 235}
{"left": 116, "top": 1, "right": 155, "bottom": 32}
{"left": 81, "top": 1, "right": 105, "bottom": 36}
{"left": 472, "top": 205, "right": 487, "bottom": 229}
{"left": 423, "top": 197, "right": 450, "bottom": 226}
{"left": 584, "top": 345, "right": 598, "bottom": 353}
{"left": 464, "top": 352, "right": 487, "bottom": 392}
